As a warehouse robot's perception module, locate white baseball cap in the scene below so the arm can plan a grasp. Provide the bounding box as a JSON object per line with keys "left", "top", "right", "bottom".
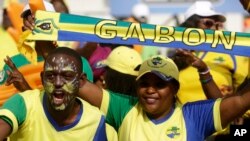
{"left": 132, "top": 3, "right": 149, "bottom": 22}
{"left": 184, "top": 1, "right": 226, "bottom": 22}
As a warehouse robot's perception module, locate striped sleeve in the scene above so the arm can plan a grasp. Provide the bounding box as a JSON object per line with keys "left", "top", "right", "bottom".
{"left": 101, "top": 90, "right": 138, "bottom": 131}
{"left": 0, "top": 94, "right": 26, "bottom": 134}
{"left": 93, "top": 116, "right": 107, "bottom": 141}
{"left": 183, "top": 98, "right": 222, "bottom": 138}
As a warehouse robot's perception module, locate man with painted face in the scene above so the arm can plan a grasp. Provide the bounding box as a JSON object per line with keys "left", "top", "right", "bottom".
{"left": 0, "top": 47, "right": 113, "bottom": 141}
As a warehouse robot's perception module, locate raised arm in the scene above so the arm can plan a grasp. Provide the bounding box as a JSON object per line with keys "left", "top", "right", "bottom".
{"left": 174, "top": 49, "right": 222, "bottom": 99}
{"left": 78, "top": 80, "right": 103, "bottom": 108}
{"left": 220, "top": 78, "right": 250, "bottom": 128}
{"left": 0, "top": 119, "right": 11, "bottom": 141}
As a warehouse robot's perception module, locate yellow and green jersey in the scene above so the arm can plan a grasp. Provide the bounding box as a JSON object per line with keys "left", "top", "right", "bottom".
{"left": 101, "top": 90, "right": 222, "bottom": 141}
{"left": 0, "top": 89, "right": 107, "bottom": 141}
{"left": 177, "top": 51, "right": 248, "bottom": 104}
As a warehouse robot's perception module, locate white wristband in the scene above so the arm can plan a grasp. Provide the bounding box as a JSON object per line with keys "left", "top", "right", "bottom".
{"left": 199, "top": 68, "right": 210, "bottom": 75}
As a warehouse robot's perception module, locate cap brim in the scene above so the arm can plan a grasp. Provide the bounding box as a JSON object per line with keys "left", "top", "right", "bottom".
{"left": 136, "top": 70, "right": 173, "bottom": 82}
{"left": 211, "top": 15, "right": 226, "bottom": 22}
{"left": 94, "top": 60, "right": 107, "bottom": 69}
{"left": 198, "top": 13, "right": 226, "bottom": 22}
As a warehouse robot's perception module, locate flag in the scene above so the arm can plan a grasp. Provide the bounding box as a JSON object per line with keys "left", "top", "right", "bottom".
{"left": 19, "top": 10, "right": 250, "bottom": 64}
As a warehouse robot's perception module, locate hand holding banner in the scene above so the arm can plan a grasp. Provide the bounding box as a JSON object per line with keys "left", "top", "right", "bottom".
{"left": 22, "top": 11, "right": 250, "bottom": 58}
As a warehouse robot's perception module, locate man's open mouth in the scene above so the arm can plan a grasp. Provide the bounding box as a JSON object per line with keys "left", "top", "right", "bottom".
{"left": 52, "top": 91, "right": 65, "bottom": 105}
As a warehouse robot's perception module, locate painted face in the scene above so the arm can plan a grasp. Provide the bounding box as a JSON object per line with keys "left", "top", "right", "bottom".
{"left": 136, "top": 73, "right": 176, "bottom": 120}
{"left": 42, "top": 54, "right": 80, "bottom": 111}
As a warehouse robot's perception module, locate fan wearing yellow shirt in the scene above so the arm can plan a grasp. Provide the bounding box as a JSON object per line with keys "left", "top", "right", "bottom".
{"left": 0, "top": 47, "right": 117, "bottom": 141}
{"left": 0, "top": 1, "right": 93, "bottom": 106}
{"left": 174, "top": 1, "right": 249, "bottom": 104}
{"left": 77, "top": 54, "right": 250, "bottom": 141}
{"left": 169, "top": 2, "right": 249, "bottom": 140}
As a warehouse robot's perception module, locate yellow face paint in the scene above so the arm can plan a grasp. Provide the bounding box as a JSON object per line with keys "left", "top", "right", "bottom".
{"left": 45, "top": 66, "right": 53, "bottom": 71}
{"left": 44, "top": 82, "right": 55, "bottom": 94}
{"left": 43, "top": 55, "right": 80, "bottom": 111}
{"left": 62, "top": 81, "right": 75, "bottom": 94}
{"left": 54, "top": 104, "right": 66, "bottom": 110}
{"left": 63, "top": 66, "right": 74, "bottom": 72}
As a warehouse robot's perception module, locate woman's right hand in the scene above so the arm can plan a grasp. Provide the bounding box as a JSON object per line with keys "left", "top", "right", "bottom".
{"left": 175, "top": 49, "right": 208, "bottom": 72}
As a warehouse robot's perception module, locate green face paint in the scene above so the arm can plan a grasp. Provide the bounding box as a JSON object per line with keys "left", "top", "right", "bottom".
{"left": 43, "top": 55, "right": 80, "bottom": 111}
{"left": 44, "top": 82, "right": 55, "bottom": 94}
{"left": 62, "top": 81, "right": 76, "bottom": 94}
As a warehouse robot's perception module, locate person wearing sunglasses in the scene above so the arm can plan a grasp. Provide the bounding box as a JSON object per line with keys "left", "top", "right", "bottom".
{"left": 168, "top": 1, "right": 249, "bottom": 140}
{"left": 198, "top": 18, "right": 224, "bottom": 30}
{"left": 181, "top": 1, "right": 226, "bottom": 30}
{"left": 175, "top": 0, "right": 248, "bottom": 107}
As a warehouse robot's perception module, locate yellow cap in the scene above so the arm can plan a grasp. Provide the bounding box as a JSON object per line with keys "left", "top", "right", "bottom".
{"left": 100, "top": 46, "right": 142, "bottom": 76}
{"left": 136, "top": 55, "right": 179, "bottom": 82}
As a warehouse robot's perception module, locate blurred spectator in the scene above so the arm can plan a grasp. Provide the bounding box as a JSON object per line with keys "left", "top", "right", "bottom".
{"left": 168, "top": 1, "right": 249, "bottom": 140}
{"left": 96, "top": 46, "right": 142, "bottom": 96}
{"left": 125, "top": 3, "right": 161, "bottom": 60}
{"left": 131, "top": 3, "right": 149, "bottom": 23}
{"left": 50, "top": 0, "right": 69, "bottom": 13}
{"left": 0, "top": 0, "right": 20, "bottom": 80}
{"left": 171, "top": 0, "right": 248, "bottom": 103}
{"left": 88, "top": 44, "right": 111, "bottom": 87}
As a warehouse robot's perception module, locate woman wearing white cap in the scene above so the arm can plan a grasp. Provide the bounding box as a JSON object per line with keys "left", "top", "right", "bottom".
{"left": 172, "top": 0, "right": 248, "bottom": 108}
{"left": 169, "top": 1, "right": 249, "bottom": 140}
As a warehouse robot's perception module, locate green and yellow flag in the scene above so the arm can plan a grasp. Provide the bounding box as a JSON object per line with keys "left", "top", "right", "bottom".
{"left": 18, "top": 10, "right": 250, "bottom": 65}
{"left": 24, "top": 11, "right": 250, "bottom": 57}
